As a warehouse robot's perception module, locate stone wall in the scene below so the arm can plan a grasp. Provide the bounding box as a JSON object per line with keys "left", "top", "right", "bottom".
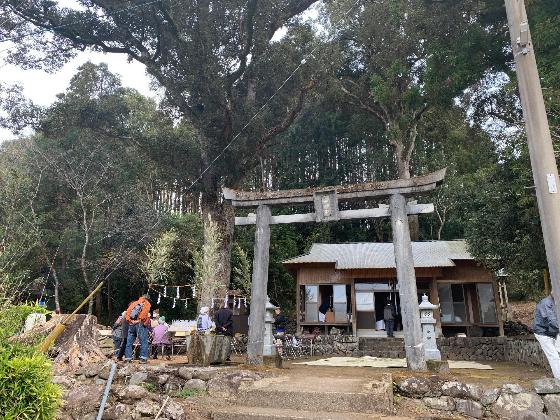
{"left": 396, "top": 376, "right": 560, "bottom": 418}
{"left": 312, "top": 334, "right": 550, "bottom": 370}
{"left": 437, "top": 337, "right": 507, "bottom": 362}
{"left": 505, "top": 336, "right": 550, "bottom": 369}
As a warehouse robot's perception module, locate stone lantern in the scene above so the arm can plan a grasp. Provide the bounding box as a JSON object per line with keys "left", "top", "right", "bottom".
{"left": 263, "top": 296, "right": 278, "bottom": 356}
{"left": 419, "top": 294, "right": 441, "bottom": 361}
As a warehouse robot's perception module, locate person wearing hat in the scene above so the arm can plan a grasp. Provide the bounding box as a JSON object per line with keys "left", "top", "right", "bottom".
{"left": 197, "top": 306, "right": 213, "bottom": 333}
{"left": 124, "top": 294, "right": 152, "bottom": 363}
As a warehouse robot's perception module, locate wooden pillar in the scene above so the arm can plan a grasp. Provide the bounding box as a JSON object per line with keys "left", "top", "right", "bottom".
{"left": 390, "top": 193, "right": 427, "bottom": 371}
{"left": 246, "top": 205, "right": 272, "bottom": 365}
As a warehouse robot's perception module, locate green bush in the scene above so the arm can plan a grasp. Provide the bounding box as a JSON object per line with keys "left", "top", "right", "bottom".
{"left": 0, "top": 303, "right": 61, "bottom": 419}
{"left": 0, "top": 353, "right": 62, "bottom": 419}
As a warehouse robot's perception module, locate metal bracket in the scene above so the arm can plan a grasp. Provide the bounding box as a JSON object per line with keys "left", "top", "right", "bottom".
{"left": 517, "top": 21, "right": 530, "bottom": 55}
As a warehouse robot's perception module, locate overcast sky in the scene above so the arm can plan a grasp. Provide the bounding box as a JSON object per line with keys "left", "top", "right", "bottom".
{"left": 0, "top": 50, "right": 154, "bottom": 141}
{"left": 0, "top": 1, "right": 318, "bottom": 142}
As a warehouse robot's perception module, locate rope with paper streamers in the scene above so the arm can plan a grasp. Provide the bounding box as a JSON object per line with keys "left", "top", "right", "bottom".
{"left": 148, "top": 284, "right": 248, "bottom": 310}
{"left": 148, "top": 284, "right": 194, "bottom": 309}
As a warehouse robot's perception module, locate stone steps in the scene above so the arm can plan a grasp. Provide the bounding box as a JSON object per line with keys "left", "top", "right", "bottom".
{"left": 235, "top": 388, "right": 390, "bottom": 414}
{"left": 211, "top": 374, "right": 394, "bottom": 420}
{"left": 211, "top": 406, "right": 408, "bottom": 420}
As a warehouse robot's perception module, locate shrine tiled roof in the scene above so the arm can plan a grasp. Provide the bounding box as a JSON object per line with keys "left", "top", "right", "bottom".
{"left": 282, "top": 240, "right": 473, "bottom": 269}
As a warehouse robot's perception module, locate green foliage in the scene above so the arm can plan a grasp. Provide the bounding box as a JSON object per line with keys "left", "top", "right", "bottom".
{"left": 142, "top": 230, "right": 179, "bottom": 285}
{"left": 0, "top": 354, "right": 62, "bottom": 420}
{"left": 0, "top": 303, "right": 61, "bottom": 420}
{"left": 231, "top": 243, "right": 252, "bottom": 297}
{"left": 142, "top": 383, "right": 158, "bottom": 393}
{"left": 191, "top": 218, "right": 223, "bottom": 305}
{"left": 173, "top": 388, "right": 206, "bottom": 398}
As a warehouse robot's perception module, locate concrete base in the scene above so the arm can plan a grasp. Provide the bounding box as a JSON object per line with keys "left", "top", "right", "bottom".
{"left": 186, "top": 334, "right": 230, "bottom": 366}
{"left": 426, "top": 359, "right": 449, "bottom": 373}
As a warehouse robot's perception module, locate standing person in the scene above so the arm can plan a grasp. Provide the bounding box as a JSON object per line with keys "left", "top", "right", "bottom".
{"left": 197, "top": 306, "right": 213, "bottom": 332}
{"left": 533, "top": 294, "right": 560, "bottom": 378}
{"left": 273, "top": 307, "right": 287, "bottom": 334}
{"left": 112, "top": 312, "right": 125, "bottom": 356}
{"left": 215, "top": 303, "right": 234, "bottom": 362}
{"left": 215, "top": 303, "right": 234, "bottom": 336}
{"left": 384, "top": 298, "right": 396, "bottom": 338}
{"left": 117, "top": 305, "right": 132, "bottom": 361}
{"left": 151, "top": 316, "right": 171, "bottom": 360}
{"left": 124, "top": 294, "right": 152, "bottom": 363}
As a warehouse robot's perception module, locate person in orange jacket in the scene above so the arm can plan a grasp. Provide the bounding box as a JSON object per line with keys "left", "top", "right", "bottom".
{"left": 124, "top": 294, "right": 152, "bottom": 363}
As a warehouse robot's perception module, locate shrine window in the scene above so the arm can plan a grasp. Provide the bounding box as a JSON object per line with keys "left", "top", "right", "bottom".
{"left": 438, "top": 284, "right": 467, "bottom": 324}
{"left": 477, "top": 283, "right": 498, "bottom": 324}
{"left": 305, "top": 285, "right": 319, "bottom": 322}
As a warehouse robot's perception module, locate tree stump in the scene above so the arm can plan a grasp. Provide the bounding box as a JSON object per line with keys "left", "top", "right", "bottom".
{"left": 17, "top": 314, "right": 107, "bottom": 373}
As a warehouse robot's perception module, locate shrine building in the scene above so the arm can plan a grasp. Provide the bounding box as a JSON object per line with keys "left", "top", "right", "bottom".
{"left": 283, "top": 240, "right": 504, "bottom": 338}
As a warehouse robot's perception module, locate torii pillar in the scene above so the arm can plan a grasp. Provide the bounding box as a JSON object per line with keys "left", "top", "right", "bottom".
{"left": 224, "top": 169, "right": 446, "bottom": 370}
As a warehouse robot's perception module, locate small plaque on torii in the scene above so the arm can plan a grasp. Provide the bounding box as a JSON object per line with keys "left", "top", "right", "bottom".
{"left": 313, "top": 190, "right": 339, "bottom": 222}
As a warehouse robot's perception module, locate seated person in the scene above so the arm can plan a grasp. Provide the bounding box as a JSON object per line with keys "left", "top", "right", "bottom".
{"left": 151, "top": 316, "right": 171, "bottom": 359}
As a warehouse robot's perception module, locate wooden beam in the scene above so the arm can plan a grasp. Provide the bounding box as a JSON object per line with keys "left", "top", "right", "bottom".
{"left": 246, "top": 205, "right": 271, "bottom": 365}
{"left": 223, "top": 169, "right": 446, "bottom": 207}
{"left": 235, "top": 204, "right": 435, "bottom": 226}
{"left": 390, "top": 193, "right": 427, "bottom": 371}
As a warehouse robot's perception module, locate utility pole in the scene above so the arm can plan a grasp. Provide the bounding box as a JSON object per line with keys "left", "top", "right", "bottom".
{"left": 504, "top": 0, "right": 560, "bottom": 314}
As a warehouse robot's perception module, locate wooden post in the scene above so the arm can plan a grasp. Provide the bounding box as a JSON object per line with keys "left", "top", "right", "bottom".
{"left": 390, "top": 193, "right": 427, "bottom": 371}
{"left": 246, "top": 205, "right": 272, "bottom": 365}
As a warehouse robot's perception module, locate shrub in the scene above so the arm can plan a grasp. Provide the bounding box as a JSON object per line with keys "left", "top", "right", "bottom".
{"left": 0, "top": 353, "right": 62, "bottom": 419}
{"left": 0, "top": 302, "right": 61, "bottom": 419}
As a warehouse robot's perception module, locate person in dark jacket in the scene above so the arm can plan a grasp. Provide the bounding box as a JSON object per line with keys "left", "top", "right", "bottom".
{"left": 214, "top": 303, "right": 234, "bottom": 361}
{"left": 533, "top": 294, "right": 560, "bottom": 378}
{"left": 215, "top": 305, "right": 234, "bottom": 336}
{"left": 383, "top": 299, "right": 396, "bottom": 337}
{"left": 273, "top": 308, "right": 287, "bottom": 334}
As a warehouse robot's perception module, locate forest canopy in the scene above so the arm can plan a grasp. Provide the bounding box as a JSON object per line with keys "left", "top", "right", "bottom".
{"left": 0, "top": 0, "right": 558, "bottom": 318}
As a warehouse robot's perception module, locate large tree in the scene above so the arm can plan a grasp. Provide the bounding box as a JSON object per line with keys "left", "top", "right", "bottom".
{"left": 329, "top": 0, "right": 506, "bottom": 180}
{"left": 1, "top": 0, "right": 321, "bottom": 305}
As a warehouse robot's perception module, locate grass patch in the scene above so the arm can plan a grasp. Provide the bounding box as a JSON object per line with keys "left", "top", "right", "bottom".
{"left": 173, "top": 388, "right": 206, "bottom": 398}
{"left": 142, "top": 383, "right": 158, "bottom": 393}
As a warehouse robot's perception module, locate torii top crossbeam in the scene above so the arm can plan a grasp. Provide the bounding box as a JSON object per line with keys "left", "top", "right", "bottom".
{"left": 223, "top": 168, "right": 446, "bottom": 208}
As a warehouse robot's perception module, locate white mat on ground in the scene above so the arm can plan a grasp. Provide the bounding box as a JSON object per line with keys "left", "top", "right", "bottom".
{"left": 293, "top": 356, "right": 493, "bottom": 370}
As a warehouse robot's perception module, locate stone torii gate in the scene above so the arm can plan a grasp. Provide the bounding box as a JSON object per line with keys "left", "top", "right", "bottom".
{"left": 223, "top": 168, "right": 446, "bottom": 371}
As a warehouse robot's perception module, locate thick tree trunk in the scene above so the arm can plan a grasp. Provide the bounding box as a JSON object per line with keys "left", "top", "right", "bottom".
{"left": 199, "top": 190, "right": 235, "bottom": 309}
{"left": 394, "top": 147, "right": 419, "bottom": 241}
